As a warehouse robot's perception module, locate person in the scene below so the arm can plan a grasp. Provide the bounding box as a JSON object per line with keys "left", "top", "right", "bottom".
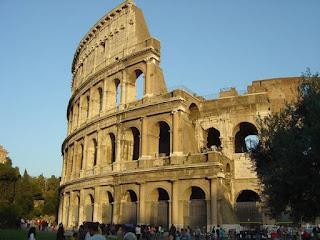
{"left": 135, "top": 225, "right": 141, "bottom": 240}
{"left": 78, "top": 225, "right": 86, "bottom": 240}
{"left": 28, "top": 227, "right": 36, "bottom": 240}
{"left": 87, "top": 222, "right": 106, "bottom": 240}
{"left": 56, "top": 223, "right": 65, "bottom": 240}
{"left": 122, "top": 224, "right": 137, "bottom": 240}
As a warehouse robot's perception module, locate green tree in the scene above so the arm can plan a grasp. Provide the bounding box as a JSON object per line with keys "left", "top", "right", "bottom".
{"left": 251, "top": 70, "right": 320, "bottom": 222}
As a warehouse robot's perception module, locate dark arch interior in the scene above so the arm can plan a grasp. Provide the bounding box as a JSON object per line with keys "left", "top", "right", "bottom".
{"left": 93, "top": 139, "right": 98, "bottom": 166}
{"left": 98, "top": 87, "right": 103, "bottom": 112}
{"left": 226, "top": 163, "right": 231, "bottom": 173}
{"left": 234, "top": 122, "right": 258, "bottom": 153}
{"left": 158, "top": 188, "right": 169, "bottom": 201}
{"left": 86, "top": 95, "right": 90, "bottom": 118}
{"left": 109, "top": 133, "right": 116, "bottom": 163}
{"left": 80, "top": 144, "right": 84, "bottom": 170}
{"left": 107, "top": 191, "right": 114, "bottom": 203}
{"left": 89, "top": 194, "right": 94, "bottom": 205}
{"left": 189, "top": 103, "right": 200, "bottom": 122}
{"left": 190, "top": 186, "right": 206, "bottom": 200}
{"left": 207, "top": 128, "right": 221, "bottom": 149}
{"left": 236, "top": 190, "right": 260, "bottom": 202}
{"left": 128, "top": 190, "right": 137, "bottom": 202}
{"left": 131, "top": 127, "right": 140, "bottom": 160}
{"left": 159, "top": 122, "right": 170, "bottom": 156}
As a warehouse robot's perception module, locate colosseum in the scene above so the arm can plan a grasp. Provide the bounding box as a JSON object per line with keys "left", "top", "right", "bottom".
{"left": 59, "top": 0, "right": 300, "bottom": 230}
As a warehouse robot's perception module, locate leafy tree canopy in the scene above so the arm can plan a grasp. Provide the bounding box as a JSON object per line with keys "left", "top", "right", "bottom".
{"left": 251, "top": 70, "right": 320, "bottom": 222}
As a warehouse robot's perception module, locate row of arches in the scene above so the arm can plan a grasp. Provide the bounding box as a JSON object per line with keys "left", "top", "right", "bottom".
{"left": 68, "top": 69, "right": 145, "bottom": 134}
{"left": 64, "top": 121, "right": 171, "bottom": 179}
{"left": 205, "top": 122, "right": 259, "bottom": 153}
{"left": 63, "top": 186, "right": 262, "bottom": 228}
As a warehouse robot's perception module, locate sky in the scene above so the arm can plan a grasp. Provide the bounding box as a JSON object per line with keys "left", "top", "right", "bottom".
{"left": 0, "top": 0, "right": 319, "bottom": 177}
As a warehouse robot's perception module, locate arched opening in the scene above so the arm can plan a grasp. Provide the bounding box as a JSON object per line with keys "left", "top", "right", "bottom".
{"left": 86, "top": 95, "right": 90, "bottom": 119}
{"left": 189, "top": 103, "right": 200, "bottom": 122}
{"left": 102, "top": 191, "right": 114, "bottom": 224}
{"left": 131, "top": 127, "right": 140, "bottom": 160}
{"left": 186, "top": 186, "right": 207, "bottom": 229}
{"left": 80, "top": 144, "right": 84, "bottom": 170}
{"left": 234, "top": 122, "right": 258, "bottom": 153}
{"left": 85, "top": 194, "right": 94, "bottom": 222}
{"left": 135, "top": 69, "right": 144, "bottom": 100}
{"left": 122, "top": 190, "right": 138, "bottom": 224}
{"left": 150, "top": 188, "right": 170, "bottom": 228}
{"left": 93, "top": 139, "right": 98, "bottom": 167}
{"left": 107, "top": 133, "right": 116, "bottom": 164}
{"left": 115, "top": 79, "right": 121, "bottom": 107}
{"left": 235, "top": 190, "right": 261, "bottom": 223}
{"left": 159, "top": 121, "right": 170, "bottom": 157}
{"left": 98, "top": 87, "right": 103, "bottom": 113}
{"left": 207, "top": 128, "right": 221, "bottom": 150}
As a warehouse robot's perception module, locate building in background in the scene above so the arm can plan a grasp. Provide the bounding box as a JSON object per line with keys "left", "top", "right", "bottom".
{"left": 59, "top": 0, "right": 299, "bottom": 229}
{"left": 0, "top": 145, "right": 8, "bottom": 164}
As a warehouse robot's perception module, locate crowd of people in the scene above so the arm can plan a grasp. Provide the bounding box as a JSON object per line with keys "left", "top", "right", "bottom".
{"left": 24, "top": 222, "right": 320, "bottom": 240}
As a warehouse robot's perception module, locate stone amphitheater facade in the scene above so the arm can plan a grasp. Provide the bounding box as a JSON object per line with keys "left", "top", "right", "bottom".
{"left": 59, "top": 0, "right": 300, "bottom": 229}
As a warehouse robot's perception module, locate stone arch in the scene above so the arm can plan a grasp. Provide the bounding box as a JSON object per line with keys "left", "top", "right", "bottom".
{"left": 101, "top": 191, "right": 114, "bottom": 224}
{"left": 234, "top": 122, "right": 258, "bottom": 153}
{"left": 84, "top": 193, "right": 94, "bottom": 222}
{"left": 149, "top": 188, "right": 170, "bottom": 228}
{"left": 134, "top": 69, "right": 145, "bottom": 100}
{"left": 183, "top": 186, "right": 207, "bottom": 230}
{"left": 121, "top": 189, "right": 138, "bottom": 224}
{"left": 122, "top": 127, "right": 140, "bottom": 161}
{"left": 206, "top": 127, "right": 221, "bottom": 150}
{"left": 158, "top": 121, "right": 170, "bottom": 157}
{"left": 87, "top": 138, "right": 98, "bottom": 168}
{"left": 76, "top": 142, "right": 84, "bottom": 174}
{"left": 235, "top": 189, "right": 262, "bottom": 223}
{"left": 106, "top": 78, "right": 121, "bottom": 109}
{"left": 72, "top": 194, "right": 80, "bottom": 227}
{"left": 106, "top": 132, "right": 116, "bottom": 164}
{"left": 189, "top": 103, "right": 200, "bottom": 122}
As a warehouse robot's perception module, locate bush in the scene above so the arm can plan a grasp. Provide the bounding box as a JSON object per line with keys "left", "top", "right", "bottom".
{"left": 0, "top": 203, "right": 20, "bottom": 228}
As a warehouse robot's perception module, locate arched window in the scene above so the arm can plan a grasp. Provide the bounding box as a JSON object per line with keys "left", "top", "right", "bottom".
{"left": 234, "top": 122, "right": 258, "bottom": 153}
{"left": 86, "top": 95, "right": 90, "bottom": 119}
{"left": 109, "top": 133, "right": 116, "bottom": 163}
{"left": 93, "top": 139, "right": 98, "bottom": 166}
{"left": 187, "top": 186, "right": 207, "bottom": 230}
{"left": 98, "top": 87, "right": 103, "bottom": 113}
{"left": 207, "top": 128, "right": 221, "bottom": 150}
{"left": 131, "top": 127, "right": 140, "bottom": 160}
{"left": 135, "top": 69, "right": 144, "bottom": 100}
{"left": 80, "top": 144, "right": 84, "bottom": 170}
{"left": 115, "top": 79, "right": 121, "bottom": 106}
{"left": 190, "top": 186, "right": 206, "bottom": 200}
{"left": 159, "top": 121, "right": 170, "bottom": 156}
{"left": 235, "top": 190, "right": 262, "bottom": 223}
{"left": 189, "top": 103, "right": 200, "bottom": 122}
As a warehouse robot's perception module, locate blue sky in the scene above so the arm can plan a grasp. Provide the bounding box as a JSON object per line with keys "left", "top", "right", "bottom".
{"left": 0, "top": 0, "right": 319, "bottom": 177}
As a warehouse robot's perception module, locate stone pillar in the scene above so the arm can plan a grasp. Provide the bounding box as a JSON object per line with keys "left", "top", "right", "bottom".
{"left": 58, "top": 193, "right": 64, "bottom": 224}
{"left": 103, "top": 79, "right": 108, "bottom": 112}
{"left": 112, "top": 185, "right": 121, "bottom": 224}
{"left": 172, "top": 110, "right": 183, "bottom": 156}
{"left": 94, "top": 187, "right": 102, "bottom": 222}
{"left": 140, "top": 117, "right": 150, "bottom": 159}
{"left": 171, "top": 180, "right": 180, "bottom": 227}
{"left": 115, "top": 124, "right": 121, "bottom": 165}
{"left": 210, "top": 178, "right": 218, "bottom": 226}
{"left": 78, "top": 189, "right": 85, "bottom": 224}
{"left": 138, "top": 183, "right": 146, "bottom": 224}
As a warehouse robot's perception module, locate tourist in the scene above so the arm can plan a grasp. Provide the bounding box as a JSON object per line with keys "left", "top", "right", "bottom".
{"left": 56, "top": 223, "right": 65, "bottom": 240}
{"left": 77, "top": 225, "right": 86, "bottom": 240}
{"left": 135, "top": 225, "right": 141, "bottom": 240}
{"left": 88, "top": 222, "right": 106, "bottom": 240}
{"left": 28, "top": 227, "right": 36, "bottom": 240}
{"left": 122, "top": 224, "right": 137, "bottom": 240}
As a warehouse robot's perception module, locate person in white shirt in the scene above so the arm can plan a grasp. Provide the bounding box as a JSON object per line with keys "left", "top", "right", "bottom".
{"left": 28, "top": 227, "right": 36, "bottom": 240}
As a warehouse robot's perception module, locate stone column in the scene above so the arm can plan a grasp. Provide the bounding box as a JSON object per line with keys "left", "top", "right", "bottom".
{"left": 210, "top": 177, "right": 218, "bottom": 226}
{"left": 103, "top": 79, "right": 108, "bottom": 112}
{"left": 78, "top": 189, "right": 85, "bottom": 224}
{"left": 172, "top": 110, "right": 183, "bottom": 156}
{"left": 140, "top": 117, "right": 150, "bottom": 159}
{"left": 171, "top": 180, "right": 180, "bottom": 227}
{"left": 94, "top": 187, "right": 102, "bottom": 222}
{"left": 58, "top": 193, "right": 64, "bottom": 224}
{"left": 112, "top": 185, "right": 121, "bottom": 224}
{"left": 138, "top": 183, "right": 146, "bottom": 224}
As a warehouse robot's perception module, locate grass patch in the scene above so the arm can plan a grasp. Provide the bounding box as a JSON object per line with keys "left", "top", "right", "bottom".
{"left": 0, "top": 229, "right": 55, "bottom": 240}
